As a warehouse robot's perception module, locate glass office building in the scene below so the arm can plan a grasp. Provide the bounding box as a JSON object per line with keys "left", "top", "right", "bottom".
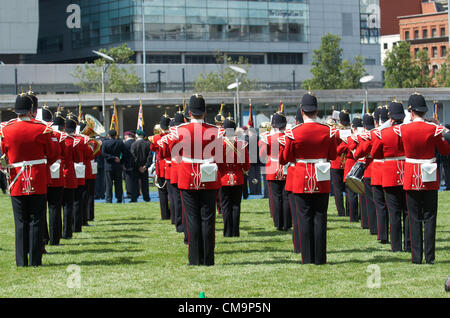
{"left": 33, "top": 0, "right": 380, "bottom": 66}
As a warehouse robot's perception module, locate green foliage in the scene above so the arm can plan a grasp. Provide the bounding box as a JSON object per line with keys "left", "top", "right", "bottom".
{"left": 72, "top": 43, "right": 141, "bottom": 93}
{"left": 383, "top": 41, "right": 433, "bottom": 88}
{"left": 436, "top": 55, "right": 450, "bottom": 87}
{"left": 194, "top": 53, "right": 258, "bottom": 92}
{"left": 302, "top": 34, "right": 367, "bottom": 90}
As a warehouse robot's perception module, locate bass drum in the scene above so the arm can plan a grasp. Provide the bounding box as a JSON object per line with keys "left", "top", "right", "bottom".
{"left": 345, "top": 161, "right": 366, "bottom": 194}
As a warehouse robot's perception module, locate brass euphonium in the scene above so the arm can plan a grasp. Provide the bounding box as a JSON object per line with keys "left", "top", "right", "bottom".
{"left": 148, "top": 124, "right": 162, "bottom": 143}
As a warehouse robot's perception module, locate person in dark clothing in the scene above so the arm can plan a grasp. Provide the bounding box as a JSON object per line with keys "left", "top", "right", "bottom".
{"left": 131, "top": 129, "right": 153, "bottom": 202}
{"left": 94, "top": 136, "right": 106, "bottom": 200}
{"left": 123, "top": 131, "right": 138, "bottom": 202}
{"left": 101, "top": 130, "right": 125, "bottom": 203}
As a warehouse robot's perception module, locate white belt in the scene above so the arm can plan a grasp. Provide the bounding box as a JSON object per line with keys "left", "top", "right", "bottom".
{"left": 9, "top": 159, "right": 47, "bottom": 168}
{"left": 164, "top": 159, "right": 171, "bottom": 164}
{"left": 384, "top": 156, "right": 405, "bottom": 162}
{"left": 181, "top": 157, "right": 214, "bottom": 164}
{"left": 373, "top": 159, "right": 384, "bottom": 163}
{"left": 296, "top": 158, "right": 327, "bottom": 164}
{"left": 270, "top": 157, "right": 279, "bottom": 162}
{"left": 405, "top": 158, "right": 436, "bottom": 164}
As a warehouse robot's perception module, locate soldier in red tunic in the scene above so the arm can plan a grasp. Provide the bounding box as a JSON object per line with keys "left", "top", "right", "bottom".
{"left": 166, "top": 94, "right": 224, "bottom": 266}
{"left": 279, "top": 92, "right": 338, "bottom": 265}
{"left": 330, "top": 110, "right": 351, "bottom": 217}
{"left": 370, "top": 100, "right": 410, "bottom": 252}
{"left": 0, "top": 94, "right": 58, "bottom": 266}
{"left": 150, "top": 115, "right": 171, "bottom": 220}
{"left": 41, "top": 105, "right": 65, "bottom": 246}
{"left": 399, "top": 92, "right": 450, "bottom": 264}
{"left": 219, "top": 116, "right": 250, "bottom": 237}
{"left": 259, "top": 110, "right": 291, "bottom": 231}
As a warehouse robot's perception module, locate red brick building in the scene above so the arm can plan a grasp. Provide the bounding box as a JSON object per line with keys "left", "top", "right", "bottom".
{"left": 380, "top": 0, "right": 422, "bottom": 36}
{"left": 399, "top": 1, "right": 449, "bottom": 73}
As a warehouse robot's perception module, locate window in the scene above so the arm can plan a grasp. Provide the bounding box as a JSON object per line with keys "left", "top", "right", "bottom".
{"left": 432, "top": 47, "right": 437, "bottom": 58}
{"left": 441, "top": 46, "right": 447, "bottom": 57}
{"left": 414, "top": 30, "right": 419, "bottom": 39}
{"left": 415, "top": 48, "right": 420, "bottom": 59}
{"left": 267, "top": 53, "right": 303, "bottom": 65}
{"left": 432, "top": 28, "right": 437, "bottom": 38}
{"left": 432, "top": 65, "right": 438, "bottom": 77}
{"left": 383, "top": 43, "right": 388, "bottom": 50}
{"left": 405, "top": 30, "right": 410, "bottom": 40}
{"left": 423, "top": 29, "right": 428, "bottom": 39}
{"left": 441, "top": 27, "right": 446, "bottom": 36}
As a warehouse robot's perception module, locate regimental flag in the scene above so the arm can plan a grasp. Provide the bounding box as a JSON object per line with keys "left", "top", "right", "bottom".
{"left": 77, "top": 102, "right": 83, "bottom": 122}
{"left": 433, "top": 100, "right": 439, "bottom": 121}
{"left": 279, "top": 100, "right": 284, "bottom": 113}
{"left": 110, "top": 101, "right": 119, "bottom": 132}
{"left": 248, "top": 99, "right": 254, "bottom": 128}
{"left": 137, "top": 99, "right": 145, "bottom": 131}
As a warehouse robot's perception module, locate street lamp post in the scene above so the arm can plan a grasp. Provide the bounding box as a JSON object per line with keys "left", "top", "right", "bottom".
{"left": 92, "top": 50, "right": 115, "bottom": 128}
{"left": 142, "top": 0, "right": 147, "bottom": 93}
{"left": 227, "top": 65, "right": 247, "bottom": 126}
{"left": 360, "top": 75, "right": 374, "bottom": 115}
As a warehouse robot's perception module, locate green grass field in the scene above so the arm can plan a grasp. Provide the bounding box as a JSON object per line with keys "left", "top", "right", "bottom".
{"left": 0, "top": 191, "right": 449, "bottom": 298}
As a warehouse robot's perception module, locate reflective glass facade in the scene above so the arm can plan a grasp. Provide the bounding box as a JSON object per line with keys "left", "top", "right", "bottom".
{"left": 70, "top": 0, "right": 309, "bottom": 49}
{"left": 359, "top": 0, "right": 380, "bottom": 44}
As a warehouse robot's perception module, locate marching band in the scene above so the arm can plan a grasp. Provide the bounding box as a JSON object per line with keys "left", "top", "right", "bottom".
{"left": 1, "top": 90, "right": 450, "bottom": 267}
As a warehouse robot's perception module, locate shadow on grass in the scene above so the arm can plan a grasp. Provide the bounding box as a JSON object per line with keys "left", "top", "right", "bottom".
{"left": 216, "top": 248, "right": 293, "bottom": 255}
{"left": 217, "top": 239, "right": 284, "bottom": 244}
{"left": 248, "top": 230, "right": 291, "bottom": 237}
{"left": 49, "top": 248, "right": 145, "bottom": 255}
{"left": 44, "top": 257, "right": 147, "bottom": 267}
{"left": 221, "top": 259, "right": 301, "bottom": 266}
{"left": 94, "top": 222, "right": 152, "bottom": 227}
{"left": 94, "top": 228, "right": 151, "bottom": 233}
{"left": 328, "top": 255, "right": 412, "bottom": 265}
{"left": 99, "top": 217, "right": 153, "bottom": 222}
{"left": 62, "top": 240, "right": 141, "bottom": 246}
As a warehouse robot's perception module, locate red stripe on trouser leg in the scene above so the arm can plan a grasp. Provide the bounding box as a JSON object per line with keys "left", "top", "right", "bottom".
{"left": 180, "top": 191, "right": 190, "bottom": 265}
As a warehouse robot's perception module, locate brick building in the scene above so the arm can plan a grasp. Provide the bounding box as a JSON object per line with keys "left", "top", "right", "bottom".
{"left": 399, "top": 1, "right": 449, "bottom": 74}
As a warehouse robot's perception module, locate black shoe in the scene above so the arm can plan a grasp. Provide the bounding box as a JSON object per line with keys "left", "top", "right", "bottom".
{"left": 379, "top": 240, "right": 389, "bottom": 244}
{"left": 426, "top": 260, "right": 435, "bottom": 265}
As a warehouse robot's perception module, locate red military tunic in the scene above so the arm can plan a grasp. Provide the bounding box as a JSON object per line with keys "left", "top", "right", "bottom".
{"left": 399, "top": 119, "right": 450, "bottom": 191}
{"left": 47, "top": 128, "right": 65, "bottom": 188}
{"left": 354, "top": 129, "right": 384, "bottom": 185}
{"left": 73, "top": 134, "right": 91, "bottom": 187}
{"left": 259, "top": 131, "right": 286, "bottom": 181}
{"left": 167, "top": 120, "right": 224, "bottom": 190}
{"left": 160, "top": 127, "right": 179, "bottom": 185}
{"left": 331, "top": 129, "right": 351, "bottom": 170}
{"left": 340, "top": 135, "right": 358, "bottom": 182}
{"left": 150, "top": 132, "right": 168, "bottom": 179}
{"left": 0, "top": 117, "right": 58, "bottom": 196}
{"left": 220, "top": 136, "right": 250, "bottom": 187}
{"left": 370, "top": 125, "right": 405, "bottom": 188}
{"left": 279, "top": 121, "right": 337, "bottom": 194}
{"left": 61, "top": 134, "right": 81, "bottom": 190}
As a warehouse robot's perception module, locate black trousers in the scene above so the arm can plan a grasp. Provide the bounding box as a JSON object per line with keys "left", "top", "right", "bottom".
{"left": 0, "top": 172, "right": 7, "bottom": 193}
{"left": 62, "top": 188, "right": 75, "bottom": 239}
{"left": 288, "top": 191, "right": 300, "bottom": 254}
{"left": 220, "top": 186, "right": 243, "bottom": 237}
{"left": 179, "top": 189, "right": 188, "bottom": 244}
{"left": 105, "top": 169, "right": 123, "bottom": 203}
{"left": 137, "top": 170, "right": 150, "bottom": 202}
{"left": 180, "top": 189, "right": 217, "bottom": 266}
{"left": 167, "top": 182, "right": 176, "bottom": 225}
{"left": 363, "top": 178, "right": 377, "bottom": 235}
{"left": 345, "top": 183, "right": 359, "bottom": 222}
{"left": 11, "top": 195, "right": 46, "bottom": 267}
{"left": 248, "top": 164, "right": 262, "bottom": 195}
{"left": 359, "top": 191, "right": 368, "bottom": 229}
{"left": 384, "top": 186, "right": 410, "bottom": 252}
{"left": 47, "top": 187, "right": 63, "bottom": 245}
{"left": 73, "top": 185, "right": 85, "bottom": 233}
{"left": 331, "top": 169, "right": 346, "bottom": 216}
{"left": 86, "top": 179, "right": 96, "bottom": 221}
{"left": 372, "top": 185, "right": 389, "bottom": 241}
{"left": 95, "top": 168, "right": 105, "bottom": 199}
{"left": 124, "top": 169, "right": 139, "bottom": 202}
{"left": 405, "top": 190, "right": 438, "bottom": 264}
{"left": 293, "top": 193, "right": 329, "bottom": 265}
{"left": 262, "top": 174, "right": 269, "bottom": 198}
{"left": 157, "top": 177, "right": 170, "bottom": 220}
{"left": 242, "top": 174, "right": 249, "bottom": 199}
{"left": 267, "top": 180, "right": 291, "bottom": 230}
{"left": 168, "top": 182, "right": 183, "bottom": 232}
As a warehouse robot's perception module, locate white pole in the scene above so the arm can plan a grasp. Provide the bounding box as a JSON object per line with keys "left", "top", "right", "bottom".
{"left": 236, "top": 77, "right": 240, "bottom": 126}
{"left": 102, "top": 65, "right": 106, "bottom": 128}
{"left": 142, "top": 0, "right": 147, "bottom": 93}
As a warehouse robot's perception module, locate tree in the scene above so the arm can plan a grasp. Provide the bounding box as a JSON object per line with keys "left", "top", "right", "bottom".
{"left": 302, "top": 33, "right": 343, "bottom": 90}
{"left": 302, "top": 34, "right": 367, "bottom": 90}
{"left": 414, "top": 49, "right": 432, "bottom": 88}
{"left": 383, "top": 41, "right": 419, "bottom": 88}
{"left": 436, "top": 55, "right": 450, "bottom": 87}
{"left": 194, "top": 52, "right": 258, "bottom": 92}
{"left": 72, "top": 43, "right": 141, "bottom": 93}
{"left": 340, "top": 55, "right": 368, "bottom": 89}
